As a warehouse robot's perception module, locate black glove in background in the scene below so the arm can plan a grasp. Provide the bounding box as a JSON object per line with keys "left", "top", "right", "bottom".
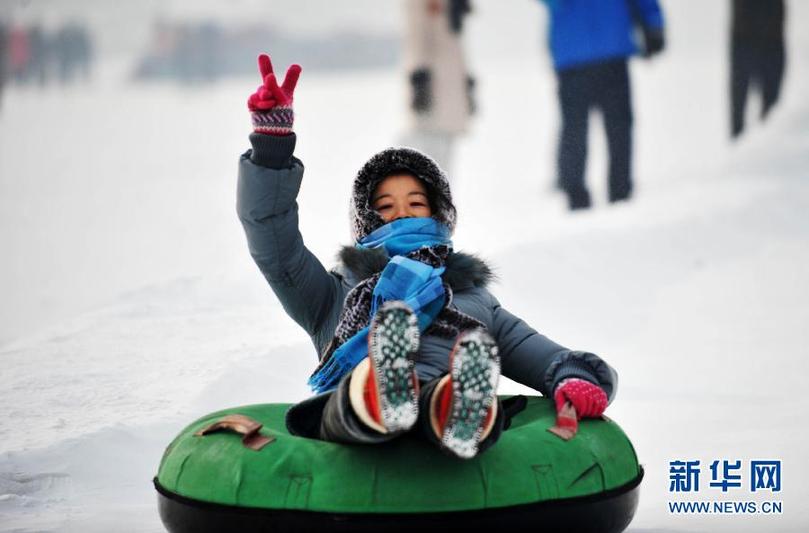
{"left": 642, "top": 26, "right": 665, "bottom": 57}
{"left": 410, "top": 68, "right": 432, "bottom": 113}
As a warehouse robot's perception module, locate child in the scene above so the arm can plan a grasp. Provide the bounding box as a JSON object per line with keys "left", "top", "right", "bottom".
{"left": 238, "top": 55, "right": 618, "bottom": 459}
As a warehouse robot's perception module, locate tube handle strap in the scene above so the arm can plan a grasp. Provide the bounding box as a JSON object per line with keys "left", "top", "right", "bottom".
{"left": 547, "top": 401, "right": 578, "bottom": 441}
{"left": 194, "top": 414, "right": 275, "bottom": 451}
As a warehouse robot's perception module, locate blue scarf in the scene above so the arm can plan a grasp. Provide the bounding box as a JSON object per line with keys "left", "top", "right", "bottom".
{"left": 307, "top": 218, "right": 452, "bottom": 393}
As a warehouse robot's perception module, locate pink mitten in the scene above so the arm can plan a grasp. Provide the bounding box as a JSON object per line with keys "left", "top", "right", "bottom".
{"left": 247, "top": 54, "right": 301, "bottom": 135}
{"left": 554, "top": 378, "right": 607, "bottom": 419}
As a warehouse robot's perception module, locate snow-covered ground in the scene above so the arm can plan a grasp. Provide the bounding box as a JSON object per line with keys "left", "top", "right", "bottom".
{"left": 2, "top": 1, "right": 808, "bottom": 531}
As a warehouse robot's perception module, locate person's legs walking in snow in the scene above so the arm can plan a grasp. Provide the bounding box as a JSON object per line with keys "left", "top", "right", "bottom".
{"left": 598, "top": 59, "right": 633, "bottom": 203}
{"left": 557, "top": 66, "right": 592, "bottom": 210}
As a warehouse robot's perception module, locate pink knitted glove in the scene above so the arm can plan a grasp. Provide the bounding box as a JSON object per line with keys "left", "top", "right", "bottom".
{"left": 554, "top": 378, "right": 608, "bottom": 419}
{"left": 247, "top": 54, "right": 301, "bottom": 135}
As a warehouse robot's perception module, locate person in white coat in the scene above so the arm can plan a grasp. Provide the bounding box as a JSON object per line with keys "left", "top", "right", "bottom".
{"left": 400, "top": 0, "right": 475, "bottom": 179}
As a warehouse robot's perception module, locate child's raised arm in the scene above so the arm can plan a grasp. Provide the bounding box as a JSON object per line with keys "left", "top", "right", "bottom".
{"left": 237, "top": 55, "right": 343, "bottom": 343}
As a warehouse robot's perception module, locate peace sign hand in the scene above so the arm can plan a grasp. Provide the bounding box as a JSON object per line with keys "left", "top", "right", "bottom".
{"left": 248, "top": 54, "right": 302, "bottom": 135}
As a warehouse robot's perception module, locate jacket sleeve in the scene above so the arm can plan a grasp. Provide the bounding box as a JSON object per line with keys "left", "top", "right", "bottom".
{"left": 236, "top": 133, "right": 342, "bottom": 338}
{"left": 630, "top": 0, "right": 664, "bottom": 30}
{"left": 487, "top": 292, "right": 618, "bottom": 403}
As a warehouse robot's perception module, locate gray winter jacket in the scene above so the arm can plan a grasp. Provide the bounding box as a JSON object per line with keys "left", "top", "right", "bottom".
{"left": 237, "top": 133, "right": 618, "bottom": 401}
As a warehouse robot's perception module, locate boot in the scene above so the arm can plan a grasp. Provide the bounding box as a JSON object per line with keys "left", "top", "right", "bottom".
{"left": 431, "top": 329, "right": 500, "bottom": 459}
{"left": 350, "top": 301, "right": 420, "bottom": 434}
{"left": 567, "top": 187, "right": 592, "bottom": 210}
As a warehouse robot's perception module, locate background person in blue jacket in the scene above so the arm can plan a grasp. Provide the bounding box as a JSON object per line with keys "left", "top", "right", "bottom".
{"left": 540, "top": 0, "right": 665, "bottom": 209}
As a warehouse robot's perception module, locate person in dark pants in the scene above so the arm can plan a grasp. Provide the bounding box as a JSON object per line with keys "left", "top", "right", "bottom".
{"left": 539, "top": 0, "right": 665, "bottom": 210}
{"left": 557, "top": 59, "right": 633, "bottom": 207}
{"left": 730, "top": 0, "right": 786, "bottom": 139}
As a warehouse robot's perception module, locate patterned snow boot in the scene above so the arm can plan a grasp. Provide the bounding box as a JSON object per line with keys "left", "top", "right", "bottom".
{"left": 432, "top": 329, "right": 500, "bottom": 459}
{"left": 351, "top": 301, "right": 420, "bottom": 434}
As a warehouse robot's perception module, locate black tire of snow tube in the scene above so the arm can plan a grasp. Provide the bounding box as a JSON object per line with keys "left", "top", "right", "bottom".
{"left": 155, "top": 466, "right": 643, "bottom": 533}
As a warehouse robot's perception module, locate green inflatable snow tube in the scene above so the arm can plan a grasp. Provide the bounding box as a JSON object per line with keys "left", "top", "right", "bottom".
{"left": 154, "top": 396, "right": 643, "bottom": 532}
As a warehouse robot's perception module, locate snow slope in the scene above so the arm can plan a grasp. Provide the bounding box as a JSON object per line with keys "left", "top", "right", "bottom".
{"left": 1, "top": 1, "right": 808, "bottom": 531}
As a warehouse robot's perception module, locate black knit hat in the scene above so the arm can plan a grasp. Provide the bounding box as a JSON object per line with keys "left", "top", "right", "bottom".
{"left": 350, "top": 147, "right": 457, "bottom": 241}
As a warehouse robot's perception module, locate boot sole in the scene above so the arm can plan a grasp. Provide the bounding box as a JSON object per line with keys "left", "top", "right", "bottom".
{"left": 442, "top": 330, "right": 500, "bottom": 459}
{"left": 368, "top": 302, "right": 420, "bottom": 433}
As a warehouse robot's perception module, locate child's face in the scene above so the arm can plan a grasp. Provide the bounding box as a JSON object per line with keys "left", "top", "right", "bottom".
{"left": 371, "top": 174, "right": 432, "bottom": 223}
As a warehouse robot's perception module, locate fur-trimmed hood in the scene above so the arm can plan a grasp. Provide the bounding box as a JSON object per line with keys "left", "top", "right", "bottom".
{"left": 350, "top": 147, "right": 457, "bottom": 241}
{"left": 334, "top": 245, "right": 495, "bottom": 291}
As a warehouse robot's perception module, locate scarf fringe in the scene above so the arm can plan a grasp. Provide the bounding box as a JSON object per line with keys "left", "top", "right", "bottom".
{"left": 308, "top": 327, "right": 370, "bottom": 393}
